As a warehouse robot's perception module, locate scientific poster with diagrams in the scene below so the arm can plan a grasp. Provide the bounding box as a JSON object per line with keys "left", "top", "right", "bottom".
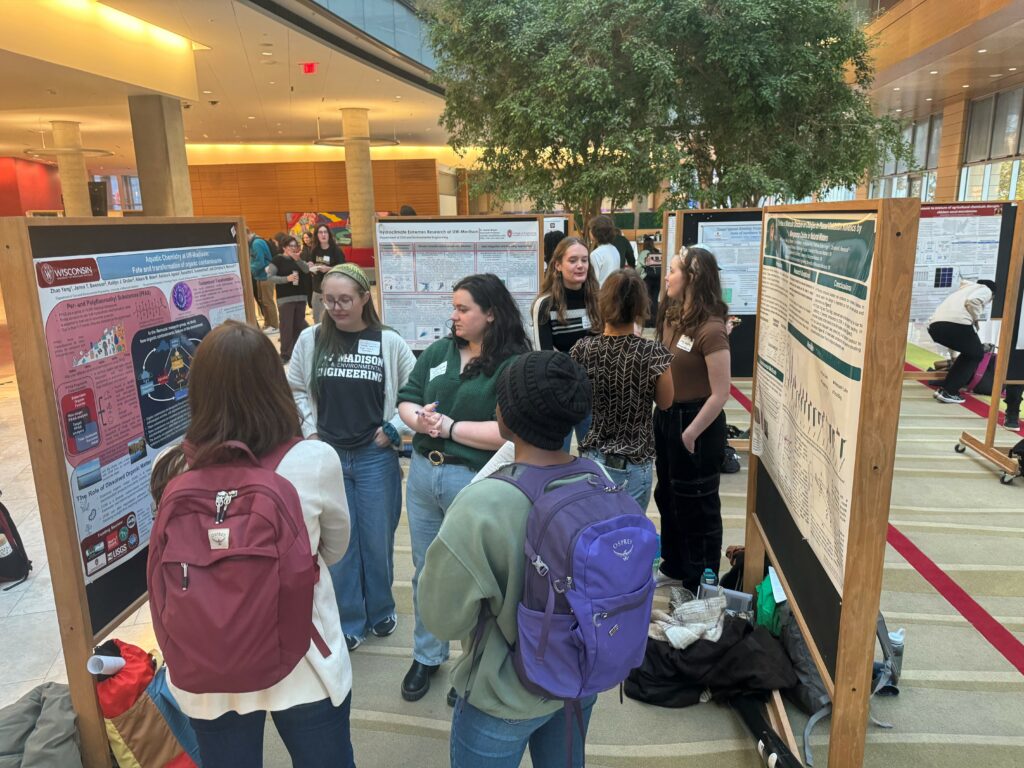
{"left": 698, "top": 220, "right": 763, "bottom": 313}
{"left": 376, "top": 218, "right": 541, "bottom": 349}
{"left": 666, "top": 213, "right": 677, "bottom": 257}
{"left": 908, "top": 204, "right": 1003, "bottom": 344}
{"left": 752, "top": 212, "right": 877, "bottom": 591}
{"left": 35, "top": 245, "right": 245, "bottom": 583}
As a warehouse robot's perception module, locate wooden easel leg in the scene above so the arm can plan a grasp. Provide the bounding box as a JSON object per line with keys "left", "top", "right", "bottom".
{"left": 766, "top": 690, "right": 803, "bottom": 764}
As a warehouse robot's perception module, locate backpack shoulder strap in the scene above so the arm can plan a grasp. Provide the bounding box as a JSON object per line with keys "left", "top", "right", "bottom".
{"left": 491, "top": 458, "right": 610, "bottom": 502}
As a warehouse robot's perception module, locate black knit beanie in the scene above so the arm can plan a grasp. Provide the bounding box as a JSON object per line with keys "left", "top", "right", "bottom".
{"left": 496, "top": 351, "right": 592, "bottom": 450}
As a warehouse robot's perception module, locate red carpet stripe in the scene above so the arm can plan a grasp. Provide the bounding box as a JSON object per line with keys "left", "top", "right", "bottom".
{"left": 731, "top": 372, "right": 1024, "bottom": 675}
{"left": 886, "top": 524, "right": 1024, "bottom": 675}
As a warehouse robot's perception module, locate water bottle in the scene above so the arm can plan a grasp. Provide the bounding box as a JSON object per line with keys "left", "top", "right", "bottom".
{"left": 652, "top": 535, "right": 662, "bottom": 574}
{"left": 697, "top": 568, "right": 718, "bottom": 599}
{"left": 888, "top": 627, "right": 905, "bottom": 681}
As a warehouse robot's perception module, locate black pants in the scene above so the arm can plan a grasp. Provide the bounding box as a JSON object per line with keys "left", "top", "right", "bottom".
{"left": 928, "top": 321, "right": 983, "bottom": 393}
{"left": 278, "top": 301, "right": 308, "bottom": 360}
{"left": 1006, "top": 384, "right": 1023, "bottom": 419}
{"left": 653, "top": 401, "right": 727, "bottom": 592}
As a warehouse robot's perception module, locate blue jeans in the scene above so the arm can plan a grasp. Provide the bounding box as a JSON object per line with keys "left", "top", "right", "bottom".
{"left": 189, "top": 694, "right": 355, "bottom": 768}
{"left": 450, "top": 696, "right": 596, "bottom": 768}
{"left": 406, "top": 451, "right": 475, "bottom": 665}
{"left": 582, "top": 449, "right": 654, "bottom": 512}
{"left": 562, "top": 411, "right": 593, "bottom": 453}
{"left": 329, "top": 442, "right": 403, "bottom": 640}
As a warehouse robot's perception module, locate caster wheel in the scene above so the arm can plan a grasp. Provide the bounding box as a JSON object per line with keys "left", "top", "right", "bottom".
{"left": 954, "top": 443, "right": 966, "bottom": 454}
{"left": 1000, "top": 473, "right": 1015, "bottom": 485}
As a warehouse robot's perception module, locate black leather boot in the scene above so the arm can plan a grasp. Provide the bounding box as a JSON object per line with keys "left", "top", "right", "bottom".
{"left": 401, "top": 660, "right": 439, "bottom": 702}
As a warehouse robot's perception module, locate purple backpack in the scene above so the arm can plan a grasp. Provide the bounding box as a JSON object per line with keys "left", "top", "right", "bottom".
{"left": 494, "top": 458, "right": 657, "bottom": 702}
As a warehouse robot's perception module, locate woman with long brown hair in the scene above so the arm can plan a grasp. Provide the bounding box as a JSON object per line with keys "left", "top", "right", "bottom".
{"left": 653, "top": 246, "right": 732, "bottom": 593}
{"left": 149, "top": 321, "right": 353, "bottom": 768}
{"left": 530, "top": 236, "right": 600, "bottom": 449}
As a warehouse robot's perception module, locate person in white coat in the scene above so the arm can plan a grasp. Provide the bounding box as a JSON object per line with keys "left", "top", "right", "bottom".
{"left": 927, "top": 279, "right": 997, "bottom": 404}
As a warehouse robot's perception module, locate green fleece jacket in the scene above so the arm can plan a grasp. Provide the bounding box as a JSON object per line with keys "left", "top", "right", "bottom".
{"left": 419, "top": 470, "right": 595, "bottom": 721}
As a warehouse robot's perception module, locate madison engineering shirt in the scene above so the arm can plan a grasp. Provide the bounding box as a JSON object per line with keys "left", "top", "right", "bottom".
{"left": 316, "top": 328, "right": 385, "bottom": 449}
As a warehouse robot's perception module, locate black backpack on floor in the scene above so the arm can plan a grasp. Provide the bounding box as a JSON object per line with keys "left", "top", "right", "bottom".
{"left": 0, "top": 495, "right": 31, "bottom": 589}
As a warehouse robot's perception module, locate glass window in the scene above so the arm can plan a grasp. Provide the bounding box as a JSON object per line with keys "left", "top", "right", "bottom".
{"left": 922, "top": 172, "right": 936, "bottom": 202}
{"left": 896, "top": 125, "right": 913, "bottom": 173}
{"left": 908, "top": 175, "right": 923, "bottom": 199}
{"left": 883, "top": 148, "right": 896, "bottom": 176}
{"left": 966, "top": 96, "right": 994, "bottom": 163}
{"left": 912, "top": 121, "right": 929, "bottom": 169}
{"left": 986, "top": 160, "right": 1014, "bottom": 200}
{"left": 893, "top": 175, "right": 909, "bottom": 198}
{"left": 990, "top": 87, "right": 1023, "bottom": 159}
{"left": 927, "top": 114, "right": 942, "bottom": 169}
{"left": 1015, "top": 161, "right": 1024, "bottom": 200}
{"left": 961, "top": 165, "right": 986, "bottom": 201}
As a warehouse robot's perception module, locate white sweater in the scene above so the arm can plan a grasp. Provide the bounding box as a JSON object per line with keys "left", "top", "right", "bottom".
{"left": 590, "top": 243, "right": 620, "bottom": 286}
{"left": 929, "top": 282, "right": 993, "bottom": 327}
{"left": 167, "top": 440, "right": 352, "bottom": 718}
{"left": 288, "top": 325, "right": 416, "bottom": 442}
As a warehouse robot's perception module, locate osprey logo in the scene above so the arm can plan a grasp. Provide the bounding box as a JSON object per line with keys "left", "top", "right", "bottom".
{"left": 208, "top": 528, "right": 230, "bottom": 550}
{"left": 612, "top": 537, "right": 634, "bottom": 561}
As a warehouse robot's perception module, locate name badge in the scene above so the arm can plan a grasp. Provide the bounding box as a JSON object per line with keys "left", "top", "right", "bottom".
{"left": 358, "top": 339, "right": 381, "bottom": 356}
{"left": 676, "top": 335, "right": 695, "bottom": 352}
{"left": 321, "top": 254, "right": 330, "bottom": 264}
{"left": 580, "top": 314, "right": 591, "bottom": 330}
{"left": 429, "top": 361, "right": 448, "bottom": 380}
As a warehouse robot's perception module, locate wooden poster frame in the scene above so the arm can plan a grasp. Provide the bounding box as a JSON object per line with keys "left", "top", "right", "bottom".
{"left": 372, "top": 214, "right": 545, "bottom": 351}
{"left": 956, "top": 202, "right": 1024, "bottom": 481}
{"left": 742, "top": 199, "right": 920, "bottom": 768}
{"left": 0, "top": 216, "right": 252, "bottom": 768}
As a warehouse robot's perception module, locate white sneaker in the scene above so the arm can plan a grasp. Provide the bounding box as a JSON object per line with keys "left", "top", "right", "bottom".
{"left": 934, "top": 389, "right": 965, "bottom": 404}
{"left": 263, "top": 326, "right": 279, "bottom": 335}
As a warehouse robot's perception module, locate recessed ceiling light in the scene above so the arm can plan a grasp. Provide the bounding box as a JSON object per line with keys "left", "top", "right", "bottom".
{"left": 962, "top": 84, "right": 970, "bottom": 88}
{"left": 202, "top": 133, "right": 208, "bottom": 138}
{"left": 926, "top": 97, "right": 933, "bottom": 102}
{"left": 978, "top": 49, "right": 987, "bottom": 53}
{"left": 202, "top": 90, "right": 212, "bottom": 94}
{"left": 248, "top": 115, "right": 256, "bottom": 119}
{"left": 394, "top": 95, "right": 402, "bottom": 100}
{"left": 1010, "top": 67, "right": 1019, "bottom": 72}
{"left": 261, "top": 51, "right": 273, "bottom": 57}
{"left": 990, "top": 73, "right": 1003, "bottom": 77}
{"left": 895, "top": 108, "right": 902, "bottom": 112}
{"left": 269, "top": 81, "right": 276, "bottom": 85}
{"left": 930, "top": 70, "right": 939, "bottom": 75}
{"left": 893, "top": 87, "right": 900, "bottom": 91}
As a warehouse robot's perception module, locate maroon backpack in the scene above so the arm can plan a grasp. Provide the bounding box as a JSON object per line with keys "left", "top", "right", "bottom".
{"left": 147, "top": 439, "right": 330, "bottom": 694}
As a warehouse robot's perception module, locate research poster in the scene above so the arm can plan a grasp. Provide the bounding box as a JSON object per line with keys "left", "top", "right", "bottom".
{"left": 697, "top": 220, "right": 762, "bottom": 312}
{"left": 35, "top": 244, "right": 246, "bottom": 584}
{"left": 543, "top": 216, "right": 569, "bottom": 236}
{"left": 666, "top": 213, "right": 677, "bottom": 258}
{"left": 752, "top": 212, "right": 877, "bottom": 591}
{"left": 376, "top": 218, "right": 541, "bottom": 349}
{"left": 909, "top": 204, "right": 1002, "bottom": 324}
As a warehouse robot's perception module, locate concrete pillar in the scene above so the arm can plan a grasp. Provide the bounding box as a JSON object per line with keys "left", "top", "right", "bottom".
{"left": 341, "top": 108, "right": 376, "bottom": 249}
{"left": 934, "top": 98, "right": 969, "bottom": 203}
{"left": 128, "top": 94, "right": 193, "bottom": 216}
{"left": 50, "top": 121, "right": 92, "bottom": 217}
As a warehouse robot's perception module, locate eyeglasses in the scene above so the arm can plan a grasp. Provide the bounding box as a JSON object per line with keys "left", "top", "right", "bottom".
{"left": 323, "top": 295, "right": 357, "bottom": 309}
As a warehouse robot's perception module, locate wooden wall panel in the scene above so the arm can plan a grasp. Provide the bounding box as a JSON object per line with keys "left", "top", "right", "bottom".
{"left": 189, "top": 159, "right": 440, "bottom": 235}
{"left": 935, "top": 98, "right": 969, "bottom": 203}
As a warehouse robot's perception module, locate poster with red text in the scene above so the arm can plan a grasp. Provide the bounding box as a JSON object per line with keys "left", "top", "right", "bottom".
{"left": 35, "top": 245, "right": 245, "bottom": 583}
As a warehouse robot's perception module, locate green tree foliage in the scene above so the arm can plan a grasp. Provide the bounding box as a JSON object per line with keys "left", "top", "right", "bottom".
{"left": 425, "top": 0, "right": 906, "bottom": 215}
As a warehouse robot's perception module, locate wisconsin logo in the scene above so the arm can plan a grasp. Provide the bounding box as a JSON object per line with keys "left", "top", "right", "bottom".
{"left": 36, "top": 258, "right": 99, "bottom": 288}
{"left": 612, "top": 538, "right": 634, "bottom": 561}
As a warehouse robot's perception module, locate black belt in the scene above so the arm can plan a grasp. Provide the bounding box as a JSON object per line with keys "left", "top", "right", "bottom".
{"left": 417, "top": 448, "right": 467, "bottom": 466}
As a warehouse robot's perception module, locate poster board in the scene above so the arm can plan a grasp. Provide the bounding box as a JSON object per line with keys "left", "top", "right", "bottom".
{"left": 680, "top": 209, "right": 763, "bottom": 378}
{"left": 906, "top": 203, "right": 1016, "bottom": 364}
{"left": 743, "top": 199, "right": 919, "bottom": 768}
{"left": 543, "top": 215, "right": 570, "bottom": 236}
{"left": 0, "top": 216, "right": 253, "bottom": 768}
{"left": 375, "top": 215, "right": 543, "bottom": 350}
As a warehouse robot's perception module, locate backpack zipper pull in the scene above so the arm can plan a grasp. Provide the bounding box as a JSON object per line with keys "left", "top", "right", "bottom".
{"left": 180, "top": 562, "right": 189, "bottom": 590}
{"left": 214, "top": 490, "right": 238, "bottom": 524}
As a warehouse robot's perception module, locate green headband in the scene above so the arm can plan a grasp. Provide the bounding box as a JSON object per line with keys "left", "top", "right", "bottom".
{"left": 325, "top": 262, "right": 370, "bottom": 292}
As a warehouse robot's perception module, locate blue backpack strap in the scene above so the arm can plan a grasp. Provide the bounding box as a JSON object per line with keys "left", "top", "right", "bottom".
{"left": 490, "top": 457, "right": 611, "bottom": 500}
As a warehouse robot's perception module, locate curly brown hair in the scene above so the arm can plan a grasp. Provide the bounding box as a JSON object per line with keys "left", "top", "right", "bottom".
{"left": 657, "top": 247, "right": 729, "bottom": 340}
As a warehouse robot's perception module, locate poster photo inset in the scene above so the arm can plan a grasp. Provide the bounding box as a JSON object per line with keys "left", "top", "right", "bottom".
{"left": 131, "top": 316, "right": 211, "bottom": 448}
{"left": 60, "top": 388, "right": 100, "bottom": 454}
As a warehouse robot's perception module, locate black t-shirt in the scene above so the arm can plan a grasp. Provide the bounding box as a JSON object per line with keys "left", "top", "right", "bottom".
{"left": 316, "top": 328, "right": 385, "bottom": 449}
{"left": 306, "top": 246, "right": 345, "bottom": 293}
